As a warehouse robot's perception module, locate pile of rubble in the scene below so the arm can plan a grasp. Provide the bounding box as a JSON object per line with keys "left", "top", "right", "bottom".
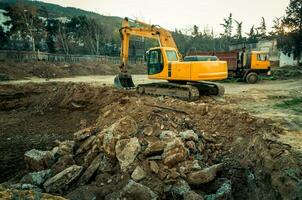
{"left": 1, "top": 115, "right": 233, "bottom": 200}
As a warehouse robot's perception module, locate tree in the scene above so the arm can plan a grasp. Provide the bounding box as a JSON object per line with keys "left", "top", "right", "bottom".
{"left": 277, "top": 0, "right": 302, "bottom": 63}
{"left": 4, "top": 4, "right": 43, "bottom": 51}
{"left": 0, "top": 26, "right": 8, "bottom": 49}
{"left": 234, "top": 20, "right": 243, "bottom": 40}
{"left": 192, "top": 25, "right": 199, "bottom": 37}
{"left": 220, "top": 13, "right": 233, "bottom": 38}
{"left": 246, "top": 25, "right": 257, "bottom": 42}
{"left": 257, "top": 17, "right": 267, "bottom": 37}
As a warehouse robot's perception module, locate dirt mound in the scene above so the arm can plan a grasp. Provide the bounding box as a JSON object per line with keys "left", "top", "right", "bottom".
{"left": 0, "top": 82, "right": 301, "bottom": 199}
{"left": 0, "top": 61, "right": 147, "bottom": 80}
{"left": 272, "top": 65, "right": 302, "bottom": 80}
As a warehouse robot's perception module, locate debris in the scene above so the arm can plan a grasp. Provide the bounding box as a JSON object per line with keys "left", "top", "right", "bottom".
{"left": 179, "top": 130, "right": 198, "bottom": 141}
{"left": 149, "top": 161, "right": 159, "bottom": 174}
{"left": 43, "top": 165, "right": 83, "bottom": 193}
{"left": 0, "top": 189, "right": 67, "bottom": 200}
{"left": 162, "top": 138, "right": 187, "bottom": 168}
{"left": 51, "top": 154, "right": 75, "bottom": 175}
{"left": 115, "top": 137, "right": 141, "bottom": 171}
{"left": 145, "top": 103, "right": 190, "bottom": 115}
{"left": 122, "top": 180, "right": 158, "bottom": 200}
{"left": 78, "top": 154, "right": 101, "bottom": 185}
{"left": 187, "top": 164, "right": 223, "bottom": 185}
{"left": 144, "top": 141, "right": 166, "bottom": 157}
{"left": 20, "top": 169, "right": 52, "bottom": 186}
{"left": 24, "top": 149, "right": 54, "bottom": 171}
{"left": 131, "top": 166, "right": 147, "bottom": 181}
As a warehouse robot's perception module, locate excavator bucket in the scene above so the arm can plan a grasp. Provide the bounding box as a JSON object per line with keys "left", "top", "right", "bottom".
{"left": 114, "top": 72, "right": 135, "bottom": 89}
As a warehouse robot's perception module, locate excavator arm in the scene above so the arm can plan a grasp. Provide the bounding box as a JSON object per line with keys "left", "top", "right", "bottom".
{"left": 119, "top": 17, "right": 178, "bottom": 72}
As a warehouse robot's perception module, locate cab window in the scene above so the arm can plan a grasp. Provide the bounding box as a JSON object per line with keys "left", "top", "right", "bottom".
{"left": 148, "top": 49, "right": 164, "bottom": 75}
{"left": 165, "top": 50, "right": 178, "bottom": 61}
{"left": 257, "top": 54, "right": 268, "bottom": 61}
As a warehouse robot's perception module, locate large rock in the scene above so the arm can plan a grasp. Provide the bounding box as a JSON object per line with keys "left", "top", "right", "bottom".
{"left": 24, "top": 149, "right": 54, "bottom": 171}
{"left": 44, "top": 165, "right": 83, "bottom": 193}
{"left": 20, "top": 169, "right": 52, "bottom": 186}
{"left": 179, "top": 130, "right": 198, "bottom": 141}
{"left": 74, "top": 127, "right": 94, "bottom": 141}
{"left": 78, "top": 154, "right": 101, "bottom": 185}
{"left": 131, "top": 166, "right": 147, "bottom": 181}
{"left": 162, "top": 138, "right": 187, "bottom": 168}
{"left": 144, "top": 141, "right": 165, "bottom": 157}
{"left": 115, "top": 137, "right": 141, "bottom": 171}
{"left": 66, "top": 185, "right": 100, "bottom": 200}
{"left": 102, "top": 116, "right": 138, "bottom": 157}
{"left": 75, "top": 135, "right": 96, "bottom": 155}
{"left": 187, "top": 164, "right": 223, "bottom": 185}
{"left": 55, "top": 140, "right": 75, "bottom": 156}
{"left": 83, "top": 144, "right": 100, "bottom": 168}
{"left": 122, "top": 180, "right": 158, "bottom": 200}
{"left": 51, "top": 154, "right": 75, "bottom": 175}
{"left": 0, "top": 189, "right": 67, "bottom": 200}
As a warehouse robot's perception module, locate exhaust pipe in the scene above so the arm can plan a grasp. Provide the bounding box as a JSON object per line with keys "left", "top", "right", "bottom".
{"left": 114, "top": 72, "right": 135, "bottom": 89}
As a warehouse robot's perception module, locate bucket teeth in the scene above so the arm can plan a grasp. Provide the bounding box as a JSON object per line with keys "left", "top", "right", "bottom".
{"left": 114, "top": 73, "right": 135, "bottom": 89}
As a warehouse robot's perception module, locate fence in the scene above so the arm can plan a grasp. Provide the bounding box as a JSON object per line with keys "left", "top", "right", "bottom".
{"left": 0, "top": 50, "right": 144, "bottom": 65}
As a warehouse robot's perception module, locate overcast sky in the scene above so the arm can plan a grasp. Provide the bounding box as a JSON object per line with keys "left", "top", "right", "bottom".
{"left": 40, "top": 0, "right": 289, "bottom": 36}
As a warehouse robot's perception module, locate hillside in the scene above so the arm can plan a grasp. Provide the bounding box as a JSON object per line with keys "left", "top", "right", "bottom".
{"left": 0, "top": 0, "right": 123, "bottom": 29}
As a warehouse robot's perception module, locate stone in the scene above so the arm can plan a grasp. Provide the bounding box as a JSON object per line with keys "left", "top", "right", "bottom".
{"left": 149, "top": 161, "right": 159, "bottom": 174}
{"left": 20, "top": 169, "right": 52, "bottom": 186}
{"left": 187, "top": 164, "right": 223, "bottom": 185}
{"left": 179, "top": 130, "right": 198, "bottom": 141}
{"left": 75, "top": 135, "right": 96, "bottom": 155}
{"left": 115, "top": 137, "right": 141, "bottom": 171}
{"left": 44, "top": 165, "right": 83, "bottom": 193}
{"left": 78, "top": 154, "right": 101, "bottom": 185}
{"left": 102, "top": 116, "right": 138, "bottom": 157}
{"left": 162, "top": 138, "right": 187, "bottom": 168}
{"left": 144, "top": 141, "right": 165, "bottom": 157}
{"left": 56, "top": 140, "right": 75, "bottom": 156}
{"left": 0, "top": 189, "right": 67, "bottom": 200}
{"left": 73, "top": 127, "right": 93, "bottom": 141}
{"left": 159, "top": 131, "right": 177, "bottom": 142}
{"left": 66, "top": 185, "right": 100, "bottom": 200}
{"left": 122, "top": 180, "right": 158, "bottom": 200}
{"left": 131, "top": 166, "right": 147, "bottom": 181}
{"left": 143, "top": 126, "right": 154, "bottom": 136}
{"left": 171, "top": 179, "right": 191, "bottom": 199}
{"left": 178, "top": 160, "right": 202, "bottom": 175}
{"left": 24, "top": 149, "right": 54, "bottom": 171}
{"left": 51, "top": 154, "right": 75, "bottom": 175}
{"left": 83, "top": 144, "right": 100, "bottom": 168}
{"left": 184, "top": 191, "right": 204, "bottom": 200}
{"left": 204, "top": 180, "right": 232, "bottom": 200}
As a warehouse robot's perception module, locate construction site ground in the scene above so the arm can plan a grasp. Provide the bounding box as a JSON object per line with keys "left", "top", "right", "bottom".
{"left": 0, "top": 75, "right": 301, "bottom": 199}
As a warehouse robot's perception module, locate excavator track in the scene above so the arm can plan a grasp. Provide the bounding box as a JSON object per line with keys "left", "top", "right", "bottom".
{"left": 136, "top": 82, "right": 224, "bottom": 101}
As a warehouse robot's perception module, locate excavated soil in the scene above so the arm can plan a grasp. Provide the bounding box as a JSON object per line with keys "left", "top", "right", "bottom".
{"left": 0, "top": 82, "right": 301, "bottom": 199}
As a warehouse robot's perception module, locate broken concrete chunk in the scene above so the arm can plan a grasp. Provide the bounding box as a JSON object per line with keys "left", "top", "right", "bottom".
{"left": 20, "top": 169, "right": 52, "bottom": 186}
{"left": 149, "top": 161, "right": 159, "bottom": 174}
{"left": 74, "top": 127, "right": 93, "bottom": 141}
{"left": 51, "top": 154, "right": 75, "bottom": 175}
{"left": 56, "top": 140, "right": 75, "bottom": 156}
{"left": 24, "top": 149, "right": 54, "bottom": 171}
{"left": 171, "top": 179, "right": 191, "bottom": 199}
{"left": 144, "top": 141, "right": 165, "bottom": 157}
{"left": 44, "top": 165, "right": 83, "bottom": 193}
{"left": 78, "top": 154, "right": 101, "bottom": 185}
{"left": 102, "top": 116, "right": 138, "bottom": 157}
{"left": 179, "top": 130, "right": 199, "bottom": 141}
{"left": 115, "top": 137, "right": 141, "bottom": 171}
{"left": 131, "top": 166, "right": 147, "bottom": 181}
{"left": 184, "top": 191, "right": 204, "bottom": 200}
{"left": 0, "top": 189, "right": 67, "bottom": 200}
{"left": 75, "top": 135, "right": 96, "bottom": 155}
{"left": 162, "top": 138, "right": 187, "bottom": 168}
{"left": 187, "top": 164, "right": 223, "bottom": 185}
{"left": 122, "top": 180, "right": 158, "bottom": 200}
{"left": 160, "top": 131, "right": 177, "bottom": 142}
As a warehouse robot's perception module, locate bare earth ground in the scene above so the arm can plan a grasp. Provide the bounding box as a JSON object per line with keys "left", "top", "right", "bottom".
{"left": 0, "top": 76, "right": 301, "bottom": 199}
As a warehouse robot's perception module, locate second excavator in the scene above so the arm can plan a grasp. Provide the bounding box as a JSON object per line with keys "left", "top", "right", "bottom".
{"left": 114, "top": 18, "right": 228, "bottom": 101}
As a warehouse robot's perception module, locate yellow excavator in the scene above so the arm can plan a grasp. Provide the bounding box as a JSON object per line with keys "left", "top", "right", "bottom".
{"left": 114, "top": 18, "right": 228, "bottom": 100}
